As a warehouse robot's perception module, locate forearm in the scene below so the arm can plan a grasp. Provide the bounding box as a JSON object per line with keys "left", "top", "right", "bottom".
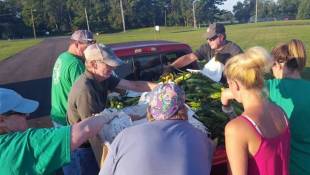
{"left": 70, "top": 116, "right": 106, "bottom": 150}
{"left": 117, "top": 79, "right": 158, "bottom": 92}
{"left": 129, "top": 81, "right": 157, "bottom": 92}
{"left": 170, "top": 53, "right": 197, "bottom": 69}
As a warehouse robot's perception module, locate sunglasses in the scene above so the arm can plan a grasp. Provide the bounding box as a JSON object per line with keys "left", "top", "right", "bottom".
{"left": 208, "top": 35, "right": 219, "bottom": 41}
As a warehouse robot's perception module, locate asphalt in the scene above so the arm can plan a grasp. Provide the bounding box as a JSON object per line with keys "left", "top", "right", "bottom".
{"left": 0, "top": 37, "right": 69, "bottom": 118}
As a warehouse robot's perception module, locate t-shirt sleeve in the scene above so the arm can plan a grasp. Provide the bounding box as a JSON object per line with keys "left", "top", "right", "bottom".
{"left": 107, "top": 72, "right": 121, "bottom": 90}
{"left": 68, "top": 61, "right": 85, "bottom": 85}
{"left": 194, "top": 44, "right": 212, "bottom": 61}
{"left": 29, "top": 126, "right": 71, "bottom": 174}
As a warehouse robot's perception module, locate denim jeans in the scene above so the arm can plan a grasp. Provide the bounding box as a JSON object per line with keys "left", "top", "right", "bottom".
{"left": 63, "top": 147, "right": 99, "bottom": 175}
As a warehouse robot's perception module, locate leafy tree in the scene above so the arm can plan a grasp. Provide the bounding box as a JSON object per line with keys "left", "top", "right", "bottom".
{"left": 258, "top": 0, "right": 279, "bottom": 19}
{"left": 0, "top": 0, "right": 33, "bottom": 39}
{"left": 297, "top": 0, "right": 310, "bottom": 19}
{"left": 216, "top": 10, "right": 234, "bottom": 22}
{"left": 233, "top": 0, "right": 253, "bottom": 23}
{"left": 277, "top": 0, "right": 301, "bottom": 19}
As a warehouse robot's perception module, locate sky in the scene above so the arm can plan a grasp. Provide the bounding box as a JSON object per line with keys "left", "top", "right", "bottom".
{"left": 218, "top": 0, "right": 240, "bottom": 12}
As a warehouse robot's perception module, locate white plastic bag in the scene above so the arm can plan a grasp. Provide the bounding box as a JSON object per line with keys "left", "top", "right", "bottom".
{"left": 98, "top": 110, "right": 133, "bottom": 143}
{"left": 201, "top": 57, "right": 224, "bottom": 82}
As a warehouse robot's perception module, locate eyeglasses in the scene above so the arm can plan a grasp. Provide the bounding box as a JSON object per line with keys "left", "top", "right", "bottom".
{"left": 208, "top": 35, "right": 219, "bottom": 41}
{"left": 1, "top": 111, "right": 29, "bottom": 117}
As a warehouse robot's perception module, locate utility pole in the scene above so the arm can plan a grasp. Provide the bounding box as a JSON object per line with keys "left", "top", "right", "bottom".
{"left": 164, "top": 5, "right": 168, "bottom": 27}
{"left": 164, "top": 9, "right": 167, "bottom": 26}
{"left": 120, "top": 0, "right": 126, "bottom": 32}
{"left": 85, "top": 8, "right": 90, "bottom": 31}
{"left": 192, "top": 0, "right": 199, "bottom": 29}
{"left": 30, "top": 8, "right": 37, "bottom": 39}
{"left": 255, "top": 0, "right": 258, "bottom": 23}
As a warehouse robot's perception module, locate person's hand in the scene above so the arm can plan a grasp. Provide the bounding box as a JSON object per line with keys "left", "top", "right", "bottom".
{"left": 221, "top": 88, "right": 234, "bottom": 106}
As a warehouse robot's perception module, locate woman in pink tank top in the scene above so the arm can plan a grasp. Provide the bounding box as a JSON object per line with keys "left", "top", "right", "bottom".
{"left": 221, "top": 47, "right": 290, "bottom": 175}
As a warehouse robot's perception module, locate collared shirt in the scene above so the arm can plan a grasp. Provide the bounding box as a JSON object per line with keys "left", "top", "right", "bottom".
{"left": 67, "top": 71, "right": 120, "bottom": 124}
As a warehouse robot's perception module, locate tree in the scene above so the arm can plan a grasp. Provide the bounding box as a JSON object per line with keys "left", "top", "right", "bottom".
{"left": 258, "top": 0, "right": 279, "bottom": 20}
{"left": 196, "top": 0, "right": 226, "bottom": 24}
{"left": 297, "top": 0, "right": 310, "bottom": 19}
{"left": 216, "top": 10, "right": 234, "bottom": 23}
{"left": 0, "top": 0, "right": 32, "bottom": 39}
{"left": 277, "top": 0, "right": 301, "bottom": 19}
{"left": 233, "top": 0, "right": 253, "bottom": 23}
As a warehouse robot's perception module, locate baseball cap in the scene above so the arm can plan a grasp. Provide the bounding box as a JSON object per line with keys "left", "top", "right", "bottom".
{"left": 71, "top": 30, "right": 95, "bottom": 44}
{"left": 148, "top": 82, "right": 185, "bottom": 120}
{"left": 204, "top": 23, "right": 226, "bottom": 40}
{"left": 84, "top": 43, "right": 123, "bottom": 67}
{"left": 0, "top": 88, "right": 39, "bottom": 115}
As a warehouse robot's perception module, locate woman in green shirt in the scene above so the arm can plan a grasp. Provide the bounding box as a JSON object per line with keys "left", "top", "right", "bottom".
{"left": 266, "top": 39, "right": 310, "bottom": 175}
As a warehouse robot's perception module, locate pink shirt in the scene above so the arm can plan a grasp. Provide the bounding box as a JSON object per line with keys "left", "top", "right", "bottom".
{"left": 240, "top": 115, "right": 290, "bottom": 175}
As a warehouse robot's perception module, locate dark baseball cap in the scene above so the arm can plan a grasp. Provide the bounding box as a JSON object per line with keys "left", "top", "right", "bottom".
{"left": 71, "top": 30, "right": 95, "bottom": 44}
{"left": 204, "top": 23, "right": 226, "bottom": 40}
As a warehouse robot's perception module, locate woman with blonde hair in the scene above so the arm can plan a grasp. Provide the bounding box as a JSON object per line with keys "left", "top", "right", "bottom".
{"left": 266, "top": 39, "right": 310, "bottom": 175}
{"left": 221, "top": 47, "right": 290, "bottom": 175}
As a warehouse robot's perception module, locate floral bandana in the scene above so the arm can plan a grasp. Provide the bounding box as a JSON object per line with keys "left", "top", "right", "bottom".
{"left": 148, "top": 82, "right": 185, "bottom": 120}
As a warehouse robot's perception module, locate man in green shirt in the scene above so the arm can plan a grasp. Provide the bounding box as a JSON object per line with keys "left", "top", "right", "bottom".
{"left": 51, "top": 30, "right": 95, "bottom": 126}
{"left": 0, "top": 88, "right": 114, "bottom": 175}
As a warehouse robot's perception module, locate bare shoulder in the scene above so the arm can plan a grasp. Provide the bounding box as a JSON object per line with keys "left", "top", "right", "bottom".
{"left": 225, "top": 117, "right": 253, "bottom": 137}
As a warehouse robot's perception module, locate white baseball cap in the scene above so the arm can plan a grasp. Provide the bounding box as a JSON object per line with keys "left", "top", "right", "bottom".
{"left": 84, "top": 44, "right": 123, "bottom": 67}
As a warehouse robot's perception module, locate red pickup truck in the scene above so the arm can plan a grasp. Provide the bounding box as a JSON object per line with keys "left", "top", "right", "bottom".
{"left": 109, "top": 40, "right": 228, "bottom": 175}
{"left": 109, "top": 40, "right": 198, "bottom": 81}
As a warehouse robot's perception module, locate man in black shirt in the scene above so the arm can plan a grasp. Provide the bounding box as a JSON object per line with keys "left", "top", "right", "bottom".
{"left": 167, "top": 23, "right": 242, "bottom": 83}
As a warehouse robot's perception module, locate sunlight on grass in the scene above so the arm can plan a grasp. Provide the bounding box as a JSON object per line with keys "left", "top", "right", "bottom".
{"left": 97, "top": 20, "right": 310, "bottom": 67}
{"left": 1, "top": 20, "right": 310, "bottom": 68}
{"left": 0, "top": 39, "right": 42, "bottom": 61}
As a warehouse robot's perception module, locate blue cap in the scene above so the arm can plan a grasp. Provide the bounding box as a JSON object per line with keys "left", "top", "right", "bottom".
{"left": 0, "top": 88, "right": 39, "bottom": 115}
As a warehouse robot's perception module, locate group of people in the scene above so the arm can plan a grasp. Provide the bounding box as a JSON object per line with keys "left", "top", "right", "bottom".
{"left": 0, "top": 22, "right": 309, "bottom": 175}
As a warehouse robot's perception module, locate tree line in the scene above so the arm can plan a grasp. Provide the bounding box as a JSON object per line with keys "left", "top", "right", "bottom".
{"left": 0, "top": 0, "right": 227, "bottom": 39}
{"left": 1, "top": 0, "right": 310, "bottom": 39}
{"left": 233, "top": 0, "right": 310, "bottom": 23}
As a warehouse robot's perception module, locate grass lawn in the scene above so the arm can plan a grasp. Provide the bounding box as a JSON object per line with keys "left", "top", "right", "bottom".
{"left": 1, "top": 20, "right": 310, "bottom": 78}
{"left": 0, "top": 39, "right": 42, "bottom": 61}
{"left": 97, "top": 20, "right": 310, "bottom": 79}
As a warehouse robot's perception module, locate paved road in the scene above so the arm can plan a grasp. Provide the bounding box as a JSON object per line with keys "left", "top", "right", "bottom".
{"left": 0, "top": 37, "right": 69, "bottom": 118}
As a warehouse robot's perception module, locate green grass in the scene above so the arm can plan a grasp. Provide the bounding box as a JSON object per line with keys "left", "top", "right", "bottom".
{"left": 97, "top": 20, "right": 310, "bottom": 68}
{"left": 1, "top": 20, "right": 310, "bottom": 69}
{"left": 0, "top": 39, "right": 42, "bottom": 61}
